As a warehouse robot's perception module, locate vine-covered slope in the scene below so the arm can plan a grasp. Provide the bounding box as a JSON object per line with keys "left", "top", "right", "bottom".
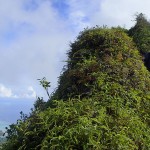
{"left": 2, "top": 25, "right": 150, "bottom": 149}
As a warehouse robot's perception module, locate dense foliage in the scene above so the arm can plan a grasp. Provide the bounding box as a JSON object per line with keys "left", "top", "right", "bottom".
{"left": 0, "top": 131, "right": 6, "bottom": 149}
{"left": 128, "top": 13, "right": 150, "bottom": 54}
{"left": 1, "top": 15, "right": 150, "bottom": 149}
{"left": 54, "top": 27, "right": 150, "bottom": 100}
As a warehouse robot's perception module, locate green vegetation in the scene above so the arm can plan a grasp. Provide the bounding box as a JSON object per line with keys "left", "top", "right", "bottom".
{"left": 0, "top": 131, "right": 6, "bottom": 149}
{"left": 128, "top": 13, "right": 150, "bottom": 54}
{"left": 0, "top": 137, "right": 6, "bottom": 146}
{"left": 1, "top": 14, "right": 150, "bottom": 149}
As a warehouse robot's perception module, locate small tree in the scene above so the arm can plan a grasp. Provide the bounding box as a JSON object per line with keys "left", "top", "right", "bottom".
{"left": 128, "top": 13, "right": 150, "bottom": 54}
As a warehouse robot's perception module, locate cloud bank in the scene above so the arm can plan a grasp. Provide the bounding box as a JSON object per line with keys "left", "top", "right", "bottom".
{"left": 0, "top": 84, "right": 13, "bottom": 98}
{"left": 0, "top": 84, "right": 36, "bottom": 99}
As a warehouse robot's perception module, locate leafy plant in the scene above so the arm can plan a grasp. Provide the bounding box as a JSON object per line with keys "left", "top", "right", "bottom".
{"left": 38, "top": 77, "right": 51, "bottom": 100}
{"left": 128, "top": 13, "right": 150, "bottom": 54}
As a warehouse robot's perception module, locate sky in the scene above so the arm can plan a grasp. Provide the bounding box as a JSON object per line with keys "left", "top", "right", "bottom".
{"left": 0, "top": 0, "right": 150, "bottom": 124}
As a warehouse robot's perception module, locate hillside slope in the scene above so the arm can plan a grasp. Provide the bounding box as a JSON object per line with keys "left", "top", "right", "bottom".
{"left": 2, "top": 27, "right": 150, "bottom": 150}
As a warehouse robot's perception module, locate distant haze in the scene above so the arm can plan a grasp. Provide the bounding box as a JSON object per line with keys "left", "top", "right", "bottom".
{"left": 0, "top": 98, "right": 35, "bottom": 130}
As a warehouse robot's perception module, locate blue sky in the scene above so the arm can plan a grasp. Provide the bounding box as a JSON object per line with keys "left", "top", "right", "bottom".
{"left": 0, "top": 0, "right": 150, "bottom": 124}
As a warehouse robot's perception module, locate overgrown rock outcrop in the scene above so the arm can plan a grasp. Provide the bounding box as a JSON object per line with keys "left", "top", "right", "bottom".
{"left": 54, "top": 27, "right": 150, "bottom": 101}
{"left": 2, "top": 27, "right": 150, "bottom": 150}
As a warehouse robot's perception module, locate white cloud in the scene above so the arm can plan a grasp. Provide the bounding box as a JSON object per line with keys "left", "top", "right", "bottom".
{"left": 90, "top": 0, "right": 150, "bottom": 29}
{"left": 0, "top": 83, "right": 36, "bottom": 99}
{"left": 0, "top": 0, "right": 73, "bottom": 96}
{"left": 22, "top": 86, "right": 36, "bottom": 99}
{"left": 64, "top": 0, "right": 100, "bottom": 32}
{"left": 0, "top": 84, "right": 13, "bottom": 98}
